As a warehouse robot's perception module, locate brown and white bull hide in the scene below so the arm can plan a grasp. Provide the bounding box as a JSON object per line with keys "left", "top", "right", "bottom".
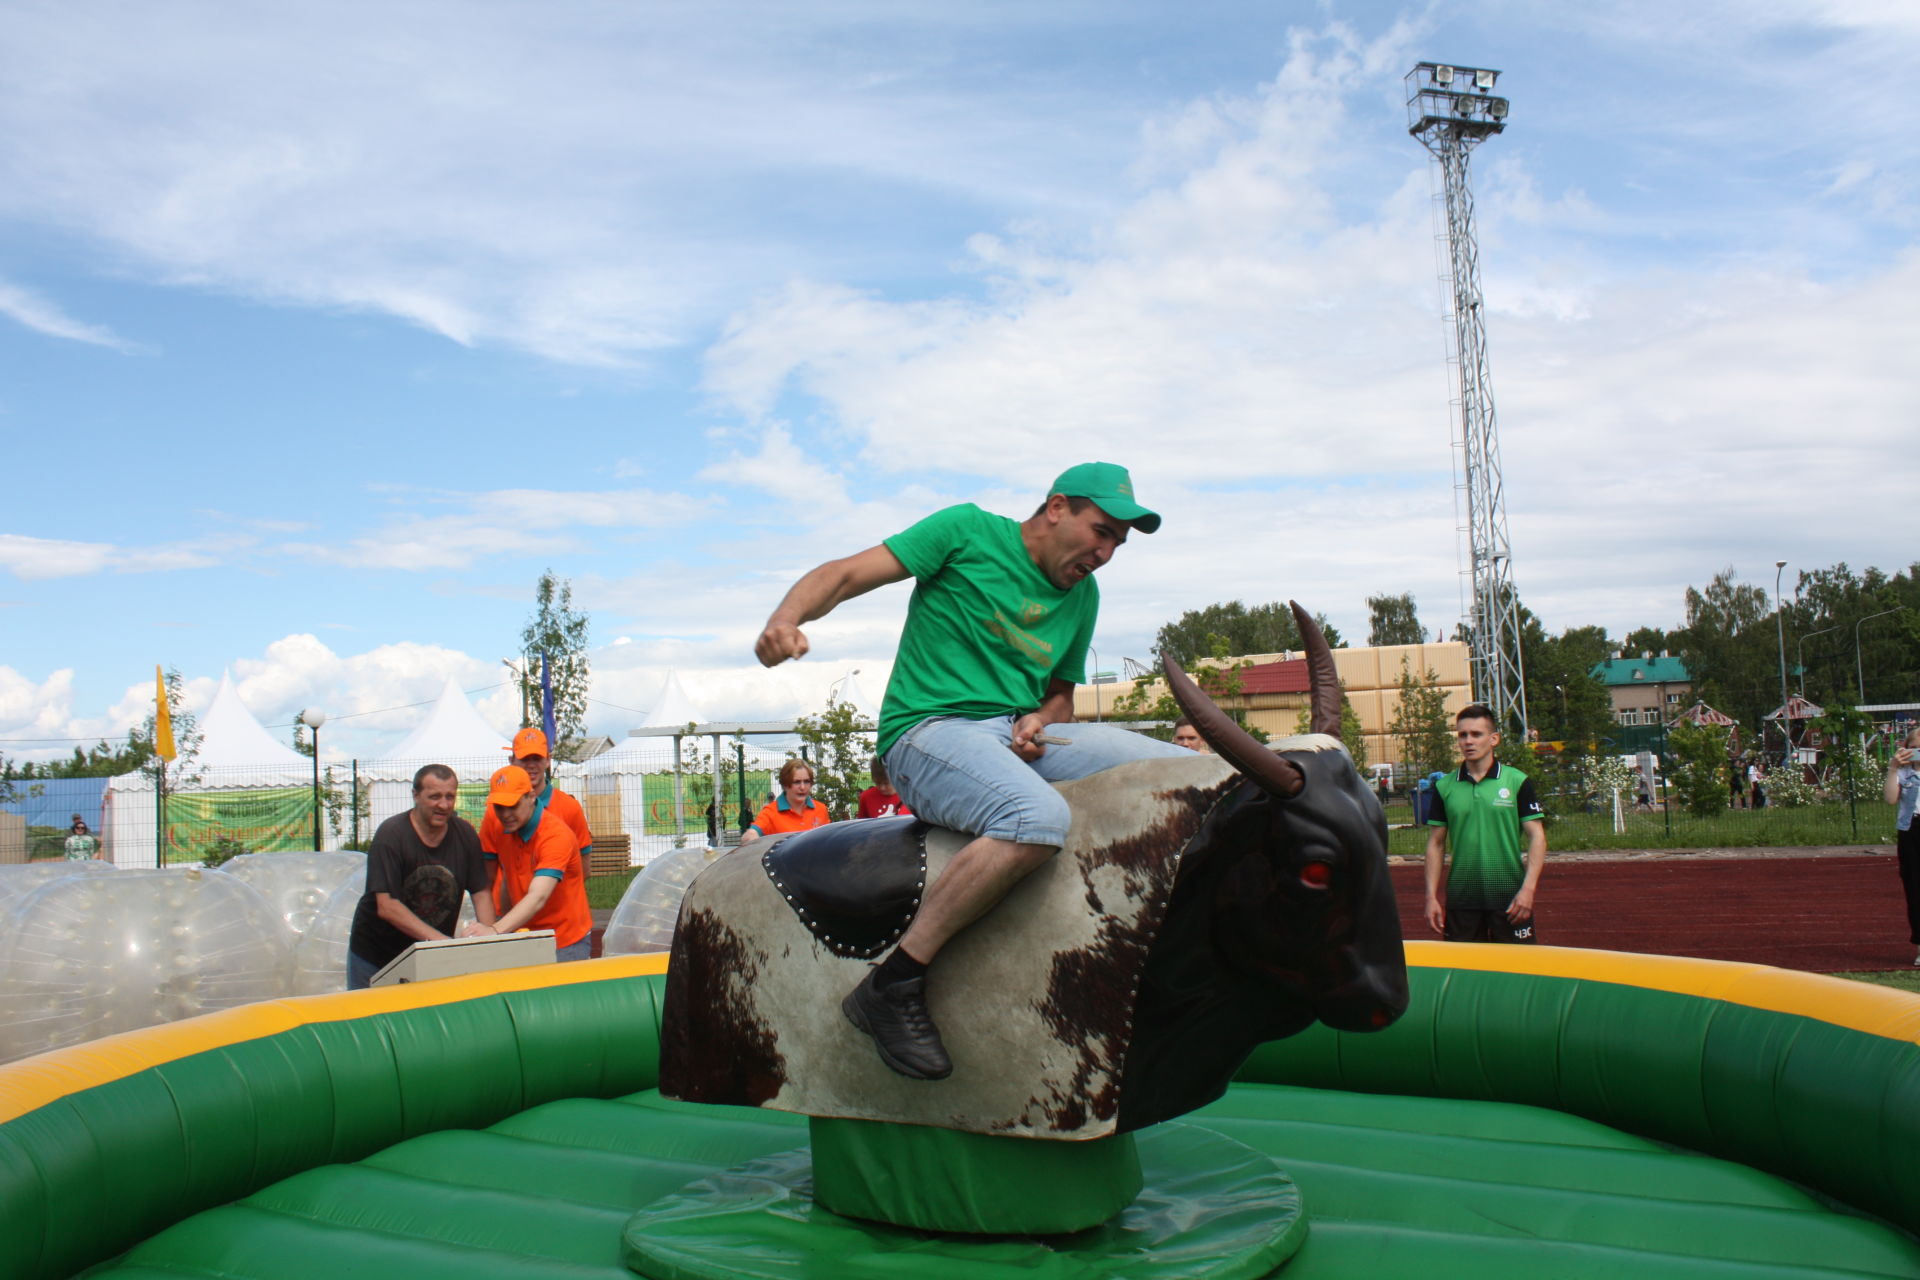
{"left": 660, "top": 737, "right": 1369, "bottom": 1141}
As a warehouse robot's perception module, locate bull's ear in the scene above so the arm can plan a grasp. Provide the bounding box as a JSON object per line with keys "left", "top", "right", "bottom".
{"left": 1162, "top": 654, "right": 1304, "bottom": 797}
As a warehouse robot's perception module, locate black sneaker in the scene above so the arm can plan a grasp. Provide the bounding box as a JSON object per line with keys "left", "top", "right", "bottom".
{"left": 842, "top": 970, "right": 952, "bottom": 1080}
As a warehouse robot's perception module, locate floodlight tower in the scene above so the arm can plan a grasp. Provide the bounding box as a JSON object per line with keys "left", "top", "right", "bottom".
{"left": 1406, "top": 61, "right": 1527, "bottom": 738}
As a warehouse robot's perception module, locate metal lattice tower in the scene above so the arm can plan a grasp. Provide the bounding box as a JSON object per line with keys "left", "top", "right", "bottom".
{"left": 1406, "top": 62, "right": 1527, "bottom": 737}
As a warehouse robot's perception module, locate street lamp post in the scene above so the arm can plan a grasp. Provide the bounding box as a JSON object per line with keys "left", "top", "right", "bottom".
{"left": 1774, "top": 562, "right": 1790, "bottom": 768}
{"left": 1796, "top": 623, "right": 1843, "bottom": 700}
{"left": 1089, "top": 645, "right": 1102, "bottom": 722}
{"left": 1855, "top": 607, "right": 1910, "bottom": 704}
{"left": 300, "top": 708, "right": 327, "bottom": 850}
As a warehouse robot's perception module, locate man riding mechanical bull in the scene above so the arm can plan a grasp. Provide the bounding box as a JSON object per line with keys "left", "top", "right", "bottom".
{"left": 749, "top": 463, "right": 1406, "bottom": 1087}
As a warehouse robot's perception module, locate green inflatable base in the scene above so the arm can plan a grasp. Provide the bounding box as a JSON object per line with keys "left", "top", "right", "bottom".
{"left": 809, "top": 1117, "right": 1143, "bottom": 1234}
{"left": 622, "top": 1122, "right": 1306, "bottom": 1280}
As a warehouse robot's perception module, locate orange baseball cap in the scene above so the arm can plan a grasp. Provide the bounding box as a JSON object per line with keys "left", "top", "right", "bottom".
{"left": 487, "top": 765, "right": 535, "bottom": 806}
{"left": 509, "top": 727, "right": 550, "bottom": 759}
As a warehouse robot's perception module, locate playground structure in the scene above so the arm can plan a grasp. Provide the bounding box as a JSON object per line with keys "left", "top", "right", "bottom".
{"left": 3, "top": 943, "right": 1918, "bottom": 1279}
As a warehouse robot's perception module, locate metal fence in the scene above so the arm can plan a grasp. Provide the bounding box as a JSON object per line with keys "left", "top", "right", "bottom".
{"left": 67, "top": 745, "right": 783, "bottom": 870}
{"left": 1384, "top": 795, "right": 1893, "bottom": 858}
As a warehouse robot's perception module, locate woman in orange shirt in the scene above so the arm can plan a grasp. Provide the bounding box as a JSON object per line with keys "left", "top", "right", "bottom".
{"left": 741, "top": 758, "right": 833, "bottom": 842}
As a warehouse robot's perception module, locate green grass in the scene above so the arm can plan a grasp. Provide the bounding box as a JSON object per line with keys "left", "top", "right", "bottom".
{"left": 587, "top": 869, "right": 639, "bottom": 911}
{"left": 1387, "top": 801, "right": 1892, "bottom": 856}
{"left": 1833, "top": 969, "right": 1920, "bottom": 992}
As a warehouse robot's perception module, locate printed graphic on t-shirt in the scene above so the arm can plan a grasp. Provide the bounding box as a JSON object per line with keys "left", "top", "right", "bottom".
{"left": 402, "top": 864, "right": 459, "bottom": 926}
{"left": 986, "top": 608, "right": 1057, "bottom": 668}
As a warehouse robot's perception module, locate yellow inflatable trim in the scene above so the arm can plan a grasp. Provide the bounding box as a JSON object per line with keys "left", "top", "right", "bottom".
{"left": 1408, "top": 941, "right": 1920, "bottom": 1044}
{"left": 0, "top": 952, "right": 670, "bottom": 1125}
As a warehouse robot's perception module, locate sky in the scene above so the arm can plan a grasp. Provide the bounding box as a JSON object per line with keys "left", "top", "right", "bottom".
{"left": 2, "top": 0, "right": 1916, "bottom": 764}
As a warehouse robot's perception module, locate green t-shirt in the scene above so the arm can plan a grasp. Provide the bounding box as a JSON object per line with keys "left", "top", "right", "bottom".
{"left": 1427, "top": 762, "right": 1544, "bottom": 910}
{"left": 877, "top": 503, "right": 1097, "bottom": 757}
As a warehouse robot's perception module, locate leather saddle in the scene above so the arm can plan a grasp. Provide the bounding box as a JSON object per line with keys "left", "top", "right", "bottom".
{"left": 759, "top": 816, "right": 928, "bottom": 959}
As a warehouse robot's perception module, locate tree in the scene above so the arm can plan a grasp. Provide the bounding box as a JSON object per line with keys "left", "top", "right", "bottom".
{"left": 1293, "top": 689, "right": 1368, "bottom": 770}
{"left": 1675, "top": 567, "right": 1783, "bottom": 734}
{"left": 1153, "top": 600, "right": 1343, "bottom": 666}
{"left": 1112, "top": 634, "right": 1268, "bottom": 742}
{"left": 1623, "top": 625, "right": 1670, "bottom": 656}
{"left": 1388, "top": 661, "right": 1455, "bottom": 781}
{"left": 1523, "top": 622, "right": 1613, "bottom": 750}
{"left": 794, "top": 697, "right": 877, "bottom": 821}
{"left": 1366, "top": 593, "right": 1426, "bottom": 648}
{"left": 520, "top": 570, "right": 592, "bottom": 747}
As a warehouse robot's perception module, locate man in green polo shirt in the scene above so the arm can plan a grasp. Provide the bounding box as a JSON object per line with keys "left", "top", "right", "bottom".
{"left": 753, "top": 462, "right": 1188, "bottom": 1079}
{"left": 1423, "top": 703, "right": 1547, "bottom": 943}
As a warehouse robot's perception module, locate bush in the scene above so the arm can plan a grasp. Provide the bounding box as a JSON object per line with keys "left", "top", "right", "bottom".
{"left": 1668, "top": 720, "right": 1732, "bottom": 817}
{"left": 1582, "top": 754, "right": 1639, "bottom": 807}
{"left": 199, "top": 835, "right": 250, "bottom": 868}
{"left": 1764, "top": 768, "right": 1820, "bottom": 809}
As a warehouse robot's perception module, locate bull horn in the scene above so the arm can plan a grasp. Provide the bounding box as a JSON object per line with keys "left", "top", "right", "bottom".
{"left": 1291, "top": 600, "right": 1341, "bottom": 738}
{"left": 1161, "top": 653, "right": 1305, "bottom": 798}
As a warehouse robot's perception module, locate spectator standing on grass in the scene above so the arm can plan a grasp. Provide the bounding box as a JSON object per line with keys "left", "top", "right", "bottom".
{"left": 1884, "top": 728, "right": 1920, "bottom": 966}
{"left": 63, "top": 815, "right": 99, "bottom": 861}
{"left": 1424, "top": 704, "right": 1547, "bottom": 944}
{"left": 1750, "top": 759, "right": 1766, "bottom": 810}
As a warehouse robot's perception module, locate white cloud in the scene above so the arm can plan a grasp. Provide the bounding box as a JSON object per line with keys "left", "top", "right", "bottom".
{"left": 694, "top": 18, "right": 1920, "bottom": 644}
{"left": 287, "top": 486, "right": 717, "bottom": 570}
{"left": 0, "top": 534, "right": 229, "bottom": 581}
{"left": 0, "top": 280, "right": 140, "bottom": 351}
{"left": 0, "top": 3, "right": 1149, "bottom": 367}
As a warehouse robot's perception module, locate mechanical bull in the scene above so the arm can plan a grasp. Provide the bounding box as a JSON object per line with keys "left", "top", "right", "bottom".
{"left": 660, "top": 605, "right": 1407, "bottom": 1140}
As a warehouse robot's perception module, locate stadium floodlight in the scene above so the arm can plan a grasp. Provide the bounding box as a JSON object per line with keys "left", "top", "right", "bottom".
{"left": 1405, "top": 61, "right": 1525, "bottom": 737}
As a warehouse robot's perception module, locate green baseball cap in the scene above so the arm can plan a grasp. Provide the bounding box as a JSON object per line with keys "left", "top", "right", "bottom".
{"left": 1048, "top": 461, "right": 1161, "bottom": 534}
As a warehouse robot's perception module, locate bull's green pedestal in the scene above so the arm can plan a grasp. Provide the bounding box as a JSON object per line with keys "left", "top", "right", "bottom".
{"left": 620, "top": 1121, "right": 1308, "bottom": 1279}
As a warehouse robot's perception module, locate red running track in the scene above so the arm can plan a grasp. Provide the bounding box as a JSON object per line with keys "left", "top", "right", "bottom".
{"left": 1391, "top": 853, "right": 1915, "bottom": 972}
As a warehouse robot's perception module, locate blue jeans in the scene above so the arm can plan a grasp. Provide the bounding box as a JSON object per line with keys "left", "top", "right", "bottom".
{"left": 346, "top": 950, "right": 379, "bottom": 991}
{"left": 885, "top": 716, "right": 1189, "bottom": 848}
{"left": 557, "top": 937, "right": 593, "bottom": 963}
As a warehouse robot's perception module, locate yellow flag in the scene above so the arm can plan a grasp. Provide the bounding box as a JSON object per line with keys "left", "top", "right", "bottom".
{"left": 154, "top": 665, "right": 177, "bottom": 762}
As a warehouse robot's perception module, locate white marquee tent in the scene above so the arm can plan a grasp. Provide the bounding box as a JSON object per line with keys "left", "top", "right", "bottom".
{"left": 584, "top": 672, "right": 712, "bottom": 864}
{"left": 104, "top": 674, "right": 315, "bottom": 867}
{"left": 360, "top": 677, "right": 518, "bottom": 834}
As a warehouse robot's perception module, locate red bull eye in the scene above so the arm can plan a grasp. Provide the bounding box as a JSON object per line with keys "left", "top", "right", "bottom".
{"left": 1300, "top": 861, "right": 1332, "bottom": 888}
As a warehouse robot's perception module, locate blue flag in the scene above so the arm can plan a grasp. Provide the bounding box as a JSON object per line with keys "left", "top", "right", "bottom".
{"left": 541, "top": 652, "right": 558, "bottom": 748}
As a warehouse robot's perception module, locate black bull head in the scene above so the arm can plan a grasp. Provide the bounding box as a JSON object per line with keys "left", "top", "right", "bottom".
{"left": 660, "top": 601, "right": 1407, "bottom": 1139}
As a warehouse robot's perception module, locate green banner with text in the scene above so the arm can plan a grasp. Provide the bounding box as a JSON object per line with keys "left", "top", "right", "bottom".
{"left": 162, "top": 787, "right": 316, "bottom": 860}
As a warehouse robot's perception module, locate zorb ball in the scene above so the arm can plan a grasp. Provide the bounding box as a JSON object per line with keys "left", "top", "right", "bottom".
{"left": 217, "top": 851, "right": 367, "bottom": 938}
{"left": 602, "top": 845, "right": 722, "bottom": 956}
{"left": 0, "top": 868, "right": 293, "bottom": 1065}
{"left": 291, "top": 877, "right": 361, "bottom": 996}
{"left": 0, "top": 859, "right": 115, "bottom": 915}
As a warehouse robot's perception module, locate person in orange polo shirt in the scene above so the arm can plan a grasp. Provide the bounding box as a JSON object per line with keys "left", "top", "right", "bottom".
{"left": 482, "top": 765, "right": 594, "bottom": 962}
{"left": 480, "top": 727, "right": 592, "bottom": 861}
{"left": 739, "top": 757, "right": 832, "bottom": 843}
